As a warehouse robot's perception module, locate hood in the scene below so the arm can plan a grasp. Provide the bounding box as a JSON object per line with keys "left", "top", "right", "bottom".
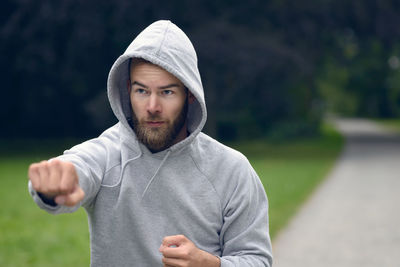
{"left": 107, "top": 20, "right": 207, "bottom": 152}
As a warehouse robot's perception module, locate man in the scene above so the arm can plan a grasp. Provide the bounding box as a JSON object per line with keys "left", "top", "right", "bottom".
{"left": 28, "top": 20, "right": 273, "bottom": 267}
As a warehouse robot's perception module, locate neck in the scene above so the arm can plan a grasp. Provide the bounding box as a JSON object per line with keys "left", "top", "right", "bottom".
{"left": 172, "top": 123, "right": 189, "bottom": 146}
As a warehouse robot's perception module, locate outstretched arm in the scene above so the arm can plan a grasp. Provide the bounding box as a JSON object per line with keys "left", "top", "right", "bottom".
{"left": 27, "top": 125, "right": 120, "bottom": 214}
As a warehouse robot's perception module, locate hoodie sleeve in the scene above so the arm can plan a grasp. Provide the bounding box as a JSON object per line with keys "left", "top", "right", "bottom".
{"left": 28, "top": 125, "right": 120, "bottom": 214}
{"left": 218, "top": 161, "right": 273, "bottom": 267}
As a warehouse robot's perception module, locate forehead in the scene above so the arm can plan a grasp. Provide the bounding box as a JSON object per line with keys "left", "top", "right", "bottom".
{"left": 130, "top": 61, "right": 183, "bottom": 86}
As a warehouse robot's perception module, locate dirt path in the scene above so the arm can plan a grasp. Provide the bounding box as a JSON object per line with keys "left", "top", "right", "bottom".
{"left": 272, "top": 119, "right": 400, "bottom": 267}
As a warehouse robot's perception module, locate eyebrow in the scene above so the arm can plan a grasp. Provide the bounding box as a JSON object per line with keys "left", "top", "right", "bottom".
{"left": 131, "top": 81, "right": 181, "bottom": 90}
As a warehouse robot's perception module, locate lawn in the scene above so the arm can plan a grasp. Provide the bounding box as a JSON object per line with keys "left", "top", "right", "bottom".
{"left": 230, "top": 123, "right": 344, "bottom": 238}
{"left": 375, "top": 118, "right": 400, "bottom": 133}
{"left": 0, "top": 125, "right": 343, "bottom": 266}
{"left": 0, "top": 143, "right": 90, "bottom": 267}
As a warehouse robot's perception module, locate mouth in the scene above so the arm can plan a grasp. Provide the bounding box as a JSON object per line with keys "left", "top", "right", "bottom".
{"left": 146, "top": 121, "right": 165, "bottom": 127}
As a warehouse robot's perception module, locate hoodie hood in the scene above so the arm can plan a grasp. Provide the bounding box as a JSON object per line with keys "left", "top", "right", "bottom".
{"left": 107, "top": 20, "right": 207, "bottom": 152}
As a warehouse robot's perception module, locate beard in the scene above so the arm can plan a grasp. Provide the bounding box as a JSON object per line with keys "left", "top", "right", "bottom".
{"left": 132, "top": 99, "right": 188, "bottom": 153}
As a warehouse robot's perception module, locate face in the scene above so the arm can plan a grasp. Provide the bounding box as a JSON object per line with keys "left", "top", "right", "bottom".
{"left": 129, "top": 61, "right": 194, "bottom": 152}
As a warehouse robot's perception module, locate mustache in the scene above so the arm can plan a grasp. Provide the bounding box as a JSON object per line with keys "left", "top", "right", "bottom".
{"left": 143, "top": 113, "right": 163, "bottom": 121}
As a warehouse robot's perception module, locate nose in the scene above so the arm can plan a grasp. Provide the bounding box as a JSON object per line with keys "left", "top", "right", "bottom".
{"left": 147, "top": 94, "right": 161, "bottom": 114}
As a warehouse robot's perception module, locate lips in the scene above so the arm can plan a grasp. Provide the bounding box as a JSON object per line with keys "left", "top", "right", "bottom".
{"left": 146, "top": 121, "right": 164, "bottom": 127}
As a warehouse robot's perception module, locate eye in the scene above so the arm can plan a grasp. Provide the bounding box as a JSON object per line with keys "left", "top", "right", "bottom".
{"left": 162, "top": 90, "right": 174, "bottom": 96}
{"left": 135, "top": 88, "right": 148, "bottom": 95}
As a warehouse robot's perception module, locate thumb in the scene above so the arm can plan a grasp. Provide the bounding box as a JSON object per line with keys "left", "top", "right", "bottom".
{"left": 161, "top": 235, "right": 187, "bottom": 249}
{"left": 55, "top": 185, "right": 85, "bottom": 207}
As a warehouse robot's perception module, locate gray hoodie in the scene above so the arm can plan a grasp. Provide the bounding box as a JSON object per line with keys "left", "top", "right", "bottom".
{"left": 29, "top": 20, "right": 273, "bottom": 267}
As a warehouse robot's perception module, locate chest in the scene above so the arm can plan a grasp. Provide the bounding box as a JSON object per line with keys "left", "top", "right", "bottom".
{"left": 88, "top": 155, "right": 223, "bottom": 253}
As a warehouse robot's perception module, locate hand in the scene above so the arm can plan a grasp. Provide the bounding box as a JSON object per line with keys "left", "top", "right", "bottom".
{"left": 159, "top": 235, "right": 220, "bottom": 267}
{"left": 28, "top": 159, "right": 84, "bottom": 207}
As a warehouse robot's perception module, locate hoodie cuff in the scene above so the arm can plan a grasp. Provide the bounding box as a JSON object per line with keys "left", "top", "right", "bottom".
{"left": 37, "top": 192, "right": 57, "bottom": 207}
{"left": 28, "top": 181, "right": 61, "bottom": 211}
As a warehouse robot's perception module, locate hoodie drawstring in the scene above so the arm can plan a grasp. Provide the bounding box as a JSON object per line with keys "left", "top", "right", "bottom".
{"left": 101, "top": 152, "right": 142, "bottom": 188}
{"left": 141, "top": 150, "right": 171, "bottom": 199}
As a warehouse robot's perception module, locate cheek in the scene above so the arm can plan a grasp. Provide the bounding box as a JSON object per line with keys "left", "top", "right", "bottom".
{"left": 130, "top": 98, "right": 144, "bottom": 116}
{"left": 167, "top": 99, "right": 185, "bottom": 117}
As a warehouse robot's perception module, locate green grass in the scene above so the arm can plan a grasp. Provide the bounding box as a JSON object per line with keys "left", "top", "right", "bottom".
{"left": 0, "top": 154, "right": 90, "bottom": 267}
{"left": 374, "top": 118, "right": 400, "bottom": 133}
{"left": 0, "top": 125, "right": 343, "bottom": 265}
{"left": 230, "top": 123, "right": 344, "bottom": 238}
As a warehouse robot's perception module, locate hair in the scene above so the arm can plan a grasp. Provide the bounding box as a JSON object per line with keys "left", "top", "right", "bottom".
{"left": 128, "top": 57, "right": 151, "bottom": 73}
{"left": 128, "top": 57, "right": 150, "bottom": 81}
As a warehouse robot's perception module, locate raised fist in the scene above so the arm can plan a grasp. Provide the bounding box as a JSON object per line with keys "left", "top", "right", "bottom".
{"left": 28, "top": 159, "right": 84, "bottom": 206}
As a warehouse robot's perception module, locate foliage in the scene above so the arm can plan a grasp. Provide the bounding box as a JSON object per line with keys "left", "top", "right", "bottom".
{"left": 1, "top": 1, "right": 400, "bottom": 140}
{"left": 315, "top": 3, "right": 400, "bottom": 119}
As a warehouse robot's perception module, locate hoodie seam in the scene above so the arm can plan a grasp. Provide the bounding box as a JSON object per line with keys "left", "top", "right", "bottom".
{"left": 188, "top": 153, "right": 224, "bottom": 214}
{"left": 155, "top": 21, "right": 171, "bottom": 57}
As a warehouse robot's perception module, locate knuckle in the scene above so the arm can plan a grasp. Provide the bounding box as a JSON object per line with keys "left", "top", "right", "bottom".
{"left": 49, "top": 159, "right": 61, "bottom": 168}
{"left": 40, "top": 160, "right": 49, "bottom": 167}
{"left": 64, "top": 161, "right": 74, "bottom": 169}
{"left": 29, "top": 163, "right": 38, "bottom": 172}
{"left": 65, "top": 162, "right": 76, "bottom": 175}
{"left": 37, "top": 161, "right": 49, "bottom": 174}
{"left": 28, "top": 165, "right": 38, "bottom": 180}
{"left": 182, "top": 249, "right": 190, "bottom": 258}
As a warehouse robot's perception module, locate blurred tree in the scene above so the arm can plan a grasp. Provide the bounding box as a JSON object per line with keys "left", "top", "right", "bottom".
{"left": 1, "top": 0, "right": 400, "bottom": 140}
{"left": 316, "top": 0, "right": 400, "bottom": 119}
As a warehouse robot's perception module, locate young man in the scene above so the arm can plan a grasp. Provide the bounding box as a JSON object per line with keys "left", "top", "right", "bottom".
{"left": 28, "top": 20, "right": 273, "bottom": 267}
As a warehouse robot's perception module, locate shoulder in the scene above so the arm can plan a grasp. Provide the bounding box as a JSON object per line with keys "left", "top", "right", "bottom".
{"left": 190, "top": 133, "right": 253, "bottom": 182}
{"left": 192, "top": 132, "right": 248, "bottom": 160}
{"left": 63, "top": 124, "right": 122, "bottom": 163}
{"left": 189, "top": 133, "right": 264, "bottom": 209}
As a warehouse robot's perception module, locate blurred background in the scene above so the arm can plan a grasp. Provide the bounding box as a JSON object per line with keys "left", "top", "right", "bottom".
{"left": 1, "top": 0, "right": 400, "bottom": 141}
{"left": 1, "top": 1, "right": 400, "bottom": 266}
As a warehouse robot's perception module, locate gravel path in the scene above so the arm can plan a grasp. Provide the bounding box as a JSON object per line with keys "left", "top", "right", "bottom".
{"left": 272, "top": 118, "right": 400, "bottom": 267}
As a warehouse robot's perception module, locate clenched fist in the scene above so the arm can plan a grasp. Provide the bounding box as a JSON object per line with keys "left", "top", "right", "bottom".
{"left": 28, "top": 159, "right": 84, "bottom": 207}
{"left": 159, "top": 235, "right": 220, "bottom": 267}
